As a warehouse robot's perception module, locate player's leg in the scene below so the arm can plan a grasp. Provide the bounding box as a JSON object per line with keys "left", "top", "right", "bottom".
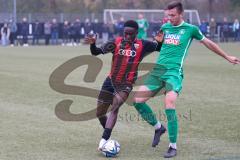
{"left": 133, "top": 74, "right": 166, "bottom": 147}
{"left": 96, "top": 77, "right": 114, "bottom": 129}
{"left": 96, "top": 101, "right": 111, "bottom": 129}
{"left": 164, "top": 91, "right": 178, "bottom": 158}
{"left": 163, "top": 76, "right": 182, "bottom": 158}
{"left": 133, "top": 85, "right": 157, "bottom": 125}
{"left": 97, "top": 102, "right": 113, "bottom": 151}
{"left": 99, "top": 91, "right": 129, "bottom": 150}
{"left": 97, "top": 78, "right": 115, "bottom": 151}
{"left": 105, "top": 91, "right": 129, "bottom": 128}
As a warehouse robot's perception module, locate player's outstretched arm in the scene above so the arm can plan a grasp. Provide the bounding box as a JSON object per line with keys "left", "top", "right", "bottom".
{"left": 201, "top": 38, "right": 240, "bottom": 64}
{"left": 84, "top": 33, "right": 116, "bottom": 56}
{"left": 84, "top": 33, "right": 103, "bottom": 56}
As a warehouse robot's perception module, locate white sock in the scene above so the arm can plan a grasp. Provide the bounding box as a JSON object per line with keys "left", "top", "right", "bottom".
{"left": 154, "top": 121, "right": 161, "bottom": 130}
{"left": 169, "top": 143, "right": 177, "bottom": 149}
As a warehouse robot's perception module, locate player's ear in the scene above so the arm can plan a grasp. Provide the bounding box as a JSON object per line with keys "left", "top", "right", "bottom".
{"left": 180, "top": 12, "right": 184, "bottom": 18}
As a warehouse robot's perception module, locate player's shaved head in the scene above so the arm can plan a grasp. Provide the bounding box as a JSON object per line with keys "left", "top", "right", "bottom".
{"left": 124, "top": 20, "right": 139, "bottom": 31}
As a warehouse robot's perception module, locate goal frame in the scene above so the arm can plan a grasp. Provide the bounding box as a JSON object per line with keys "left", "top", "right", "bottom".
{"left": 103, "top": 9, "right": 201, "bottom": 25}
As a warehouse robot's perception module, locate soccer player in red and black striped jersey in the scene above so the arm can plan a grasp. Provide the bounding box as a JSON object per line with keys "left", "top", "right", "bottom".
{"left": 85, "top": 20, "right": 163, "bottom": 151}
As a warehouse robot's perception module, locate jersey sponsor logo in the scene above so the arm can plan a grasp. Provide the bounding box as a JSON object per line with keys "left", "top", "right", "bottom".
{"left": 165, "top": 34, "right": 180, "bottom": 40}
{"left": 134, "top": 43, "right": 139, "bottom": 49}
{"left": 164, "top": 34, "right": 181, "bottom": 45}
{"left": 118, "top": 49, "right": 136, "bottom": 57}
{"left": 179, "top": 29, "right": 185, "bottom": 34}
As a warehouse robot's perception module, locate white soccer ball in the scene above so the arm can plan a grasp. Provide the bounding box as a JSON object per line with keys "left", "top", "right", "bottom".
{"left": 101, "top": 139, "right": 120, "bottom": 157}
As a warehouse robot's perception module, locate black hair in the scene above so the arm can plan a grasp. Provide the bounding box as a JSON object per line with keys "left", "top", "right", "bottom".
{"left": 167, "top": 1, "right": 183, "bottom": 14}
{"left": 124, "top": 20, "right": 139, "bottom": 30}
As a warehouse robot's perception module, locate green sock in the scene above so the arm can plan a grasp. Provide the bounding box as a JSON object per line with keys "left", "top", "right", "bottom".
{"left": 165, "top": 109, "right": 178, "bottom": 143}
{"left": 133, "top": 102, "right": 158, "bottom": 126}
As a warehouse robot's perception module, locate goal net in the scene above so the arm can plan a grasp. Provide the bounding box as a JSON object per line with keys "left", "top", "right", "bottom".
{"left": 104, "top": 9, "right": 201, "bottom": 25}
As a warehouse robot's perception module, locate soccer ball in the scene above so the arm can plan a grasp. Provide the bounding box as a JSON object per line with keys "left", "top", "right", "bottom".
{"left": 101, "top": 139, "right": 120, "bottom": 157}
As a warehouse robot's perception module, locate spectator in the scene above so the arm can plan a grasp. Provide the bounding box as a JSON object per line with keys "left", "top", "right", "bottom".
{"left": 199, "top": 19, "right": 208, "bottom": 36}
{"left": 62, "top": 20, "right": 70, "bottom": 46}
{"left": 68, "top": 22, "right": 76, "bottom": 46}
{"left": 51, "top": 18, "right": 59, "bottom": 45}
{"left": 83, "top": 18, "right": 93, "bottom": 35}
{"left": 221, "top": 17, "right": 229, "bottom": 42}
{"left": 21, "top": 17, "right": 29, "bottom": 46}
{"left": 108, "top": 21, "right": 115, "bottom": 40}
{"left": 44, "top": 21, "right": 51, "bottom": 45}
{"left": 233, "top": 18, "right": 240, "bottom": 42}
{"left": 1, "top": 23, "right": 10, "bottom": 46}
{"left": 92, "top": 19, "right": 102, "bottom": 39}
{"left": 102, "top": 23, "right": 109, "bottom": 43}
{"left": 112, "top": 20, "right": 119, "bottom": 37}
{"left": 32, "top": 20, "right": 42, "bottom": 45}
{"left": 73, "top": 18, "right": 82, "bottom": 45}
{"left": 8, "top": 19, "right": 17, "bottom": 46}
{"left": 209, "top": 18, "right": 216, "bottom": 41}
{"left": 116, "top": 17, "right": 124, "bottom": 36}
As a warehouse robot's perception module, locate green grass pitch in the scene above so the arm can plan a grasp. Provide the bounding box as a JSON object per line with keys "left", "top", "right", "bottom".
{"left": 0, "top": 43, "right": 239, "bottom": 160}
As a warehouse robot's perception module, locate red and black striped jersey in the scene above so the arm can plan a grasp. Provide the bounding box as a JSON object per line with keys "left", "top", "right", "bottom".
{"left": 90, "top": 37, "right": 161, "bottom": 84}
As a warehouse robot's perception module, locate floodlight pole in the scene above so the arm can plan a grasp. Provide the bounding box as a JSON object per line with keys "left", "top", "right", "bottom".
{"left": 13, "top": 0, "right": 17, "bottom": 23}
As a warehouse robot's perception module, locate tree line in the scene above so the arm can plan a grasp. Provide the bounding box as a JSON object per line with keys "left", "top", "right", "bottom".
{"left": 0, "top": 0, "right": 239, "bottom": 15}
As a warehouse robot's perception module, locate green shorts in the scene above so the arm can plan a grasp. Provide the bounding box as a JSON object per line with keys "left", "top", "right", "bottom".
{"left": 144, "top": 73, "right": 183, "bottom": 94}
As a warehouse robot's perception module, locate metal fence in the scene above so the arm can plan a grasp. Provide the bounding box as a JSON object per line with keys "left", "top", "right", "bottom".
{"left": 0, "top": 13, "right": 103, "bottom": 23}
{"left": 0, "top": 12, "right": 239, "bottom": 23}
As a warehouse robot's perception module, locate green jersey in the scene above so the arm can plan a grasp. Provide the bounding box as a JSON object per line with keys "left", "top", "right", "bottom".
{"left": 152, "top": 22, "right": 205, "bottom": 76}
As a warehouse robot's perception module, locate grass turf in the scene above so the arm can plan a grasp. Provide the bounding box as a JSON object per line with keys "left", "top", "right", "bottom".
{"left": 0, "top": 43, "right": 239, "bottom": 160}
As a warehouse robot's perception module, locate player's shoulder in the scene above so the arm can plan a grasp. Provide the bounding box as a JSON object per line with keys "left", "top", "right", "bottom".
{"left": 161, "top": 22, "right": 171, "bottom": 29}
{"left": 183, "top": 22, "right": 199, "bottom": 30}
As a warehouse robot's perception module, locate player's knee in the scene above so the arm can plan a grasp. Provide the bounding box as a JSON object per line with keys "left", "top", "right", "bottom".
{"left": 96, "top": 108, "right": 107, "bottom": 118}
{"left": 165, "top": 91, "right": 178, "bottom": 108}
{"left": 133, "top": 85, "right": 152, "bottom": 103}
{"left": 165, "top": 98, "right": 176, "bottom": 108}
{"left": 165, "top": 99, "right": 176, "bottom": 108}
{"left": 111, "top": 106, "right": 119, "bottom": 114}
{"left": 133, "top": 92, "right": 149, "bottom": 103}
{"left": 165, "top": 97, "right": 176, "bottom": 108}
{"left": 134, "top": 97, "right": 147, "bottom": 103}
{"left": 96, "top": 111, "right": 104, "bottom": 118}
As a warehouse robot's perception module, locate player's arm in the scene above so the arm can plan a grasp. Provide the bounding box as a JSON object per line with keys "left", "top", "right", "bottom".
{"left": 90, "top": 43, "right": 103, "bottom": 56}
{"left": 142, "top": 30, "right": 164, "bottom": 56}
{"left": 84, "top": 33, "right": 103, "bottom": 56}
{"left": 200, "top": 38, "right": 240, "bottom": 64}
{"left": 153, "top": 30, "right": 164, "bottom": 51}
{"left": 85, "top": 34, "right": 116, "bottom": 56}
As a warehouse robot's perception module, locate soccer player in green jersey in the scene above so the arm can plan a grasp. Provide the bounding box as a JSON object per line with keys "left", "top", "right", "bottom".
{"left": 136, "top": 14, "right": 149, "bottom": 39}
{"left": 133, "top": 1, "right": 240, "bottom": 158}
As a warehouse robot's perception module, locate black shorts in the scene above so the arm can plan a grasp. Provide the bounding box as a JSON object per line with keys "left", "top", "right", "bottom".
{"left": 98, "top": 77, "right": 133, "bottom": 104}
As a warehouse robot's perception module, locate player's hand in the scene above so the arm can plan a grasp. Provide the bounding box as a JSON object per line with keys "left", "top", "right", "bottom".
{"left": 226, "top": 55, "right": 240, "bottom": 64}
{"left": 101, "top": 42, "right": 116, "bottom": 53}
{"left": 154, "top": 30, "right": 164, "bottom": 43}
{"left": 84, "top": 33, "right": 97, "bottom": 44}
